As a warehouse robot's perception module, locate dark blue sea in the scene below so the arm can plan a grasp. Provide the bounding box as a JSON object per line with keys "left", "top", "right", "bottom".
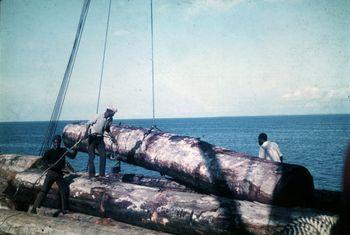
{"left": 0, "top": 114, "right": 349, "bottom": 191}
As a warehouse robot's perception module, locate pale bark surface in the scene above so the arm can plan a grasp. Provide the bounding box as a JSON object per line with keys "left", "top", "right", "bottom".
{"left": 63, "top": 124, "right": 314, "bottom": 206}
{"left": 0, "top": 154, "right": 40, "bottom": 177}
{"left": 4, "top": 170, "right": 334, "bottom": 235}
{"left": 0, "top": 209, "right": 167, "bottom": 235}
{"left": 107, "top": 173, "right": 191, "bottom": 192}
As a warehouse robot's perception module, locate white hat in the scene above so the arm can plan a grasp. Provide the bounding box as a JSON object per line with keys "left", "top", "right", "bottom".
{"left": 107, "top": 105, "right": 117, "bottom": 113}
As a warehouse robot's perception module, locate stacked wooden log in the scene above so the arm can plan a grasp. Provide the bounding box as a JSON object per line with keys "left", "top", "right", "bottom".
{"left": 0, "top": 154, "right": 336, "bottom": 235}
{"left": 0, "top": 122, "right": 341, "bottom": 234}
{"left": 63, "top": 123, "right": 314, "bottom": 207}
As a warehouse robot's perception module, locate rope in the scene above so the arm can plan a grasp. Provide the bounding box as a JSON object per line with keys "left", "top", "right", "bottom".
{"left": 12, "top": 138, "right": 87, "bottom": 199}
{"left": 96, "top": 0, "right": 112, "bottom": 114}
{"left": 34, "top": 138, "right": 85, "bottom": 188}
{"left": 39, "top": 0, "right": 91, "bottom": 156}
{"left": 150, "top": 0, "right": 155, "bottom": 121}
{"left": 12, "top": 140, "right": 83, "bottom": 201}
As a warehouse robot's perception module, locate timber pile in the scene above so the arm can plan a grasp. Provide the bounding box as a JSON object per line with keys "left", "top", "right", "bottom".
{"left": 0, "top": 154, "right": 337, "bottom": 235}
{"left": 63, "top": 123, "right": 314, "bottom": 206}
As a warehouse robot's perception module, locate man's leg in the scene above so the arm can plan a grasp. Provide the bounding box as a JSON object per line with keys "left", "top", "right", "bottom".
{"left": 88, "top": 136, "right": 96, "bottom": 178}
{"left": 56, "top": 176, "right": 69, "bottom": 213}
{"left": 97, "top": 139, "right": 106, "bottom": 177}
{"left": 31, "top": 173, "right": 55, "bottom": 213}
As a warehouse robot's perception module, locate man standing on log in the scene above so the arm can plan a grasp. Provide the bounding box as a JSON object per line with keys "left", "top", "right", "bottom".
{"left": 31, "top": 135, "right": 77, "bottom": 214}
{"left": 258, "top": 133, "right": 283, "bottom": 163}
{"left": 86, "top": 107, "right": 117, "bottom": 178}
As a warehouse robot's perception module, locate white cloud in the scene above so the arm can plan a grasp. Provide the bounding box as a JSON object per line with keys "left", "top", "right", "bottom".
{"left": 113, "top": 29, "right": 130, "bottom": 37}
{"left": 282, "top": 86, "right": 350, "bottom": 101}
{"left": 282, "top": 86, "right": 322, "bottom": 100}
{"left": 182, "top": 0, "right": 300, "bottom": 17}
{"left": 184, "top": 0, "right": 244, "bottom": 17}
{"left": 197, "top": 0, "right": 243, "bottom": 10}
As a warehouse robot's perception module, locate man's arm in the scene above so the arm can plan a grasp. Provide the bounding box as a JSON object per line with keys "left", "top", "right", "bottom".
{"left": 40, "top": 150, "right": 52, "bottom": 168}
{"left": 66, "top": 147, "right": 78, "bottom": 159}
{"left": 86, "top": 116, "right": 98, "bottom": 125}
{"left": 105, "top": 117, "right": 112, "bottom": 133}
{"left": 105, "top": 118, "right": 116, "bottom": 143}
{"left": 258, "top": 147, "right": 266, "bottom": 159}
{"left": 84, "top": 116, "right": 97, "bottom": 137}
{"left": 276, "top": 145, "right": 283, "bottom": 163}
{"left": 84, "top": 123, "right": 91, "bottom": 138}
{"left": 42, "top": 150, "right": 50, "bottom": 162}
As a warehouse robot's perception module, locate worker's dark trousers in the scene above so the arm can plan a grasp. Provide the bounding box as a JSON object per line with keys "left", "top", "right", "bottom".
{"left": 32, "top": 170, "right": 68, "bottom": 211}
{"left": 88, "top": 134, "right": 106, "bottom": 177}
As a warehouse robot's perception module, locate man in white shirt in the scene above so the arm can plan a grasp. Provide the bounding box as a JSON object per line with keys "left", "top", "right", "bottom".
{"left": 258, "top": 133, "right": 283, "bottom": 163}
{"left": 86, "top": 107, "right": 117, "bottom": 178}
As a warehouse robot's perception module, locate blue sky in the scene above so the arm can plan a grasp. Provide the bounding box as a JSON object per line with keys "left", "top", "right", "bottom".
{"left": 1, "top": 0, "right": 349, "bottom": 122}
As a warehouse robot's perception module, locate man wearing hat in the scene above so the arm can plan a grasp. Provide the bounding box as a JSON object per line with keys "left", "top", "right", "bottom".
{"left": 86, "top": 107, "right": 117, "bottom": 178}
{"left": 31, "top": 134, "right": 77, "bottom": 214}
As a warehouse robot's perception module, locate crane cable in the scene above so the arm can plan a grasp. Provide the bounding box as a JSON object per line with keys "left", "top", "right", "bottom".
{"left": 39, "top": 0, "right": 91, "bottom": 156}
{"left": 96, "top": 0, "right": 112, "bottom": 114}
{"left": 150, "top": 0, "right": 155, "bottom": 121}
{"left": 96, "top": 0, "right": 156, "bottom": 120}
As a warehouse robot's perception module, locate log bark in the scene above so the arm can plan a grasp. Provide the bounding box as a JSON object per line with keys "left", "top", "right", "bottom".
{"left": 101, "top": 173, "right": 191, "bottom": 192}
{"left": 0, "top": 209, "right": 166, "bottom": 235}
{"left": 63, "top": 124, "right": 314, "bottom": 206}
{"left": 4, "top": 170, "right": 334, "bottom": 235}
{"left": 0, "top": 154, "right": 189, "bottom": 192}
{"left": 0, "top": 177, "right": 14, "bottom": 210}
{"left": 0, "top": 154, "right": 41, "bottom": 177}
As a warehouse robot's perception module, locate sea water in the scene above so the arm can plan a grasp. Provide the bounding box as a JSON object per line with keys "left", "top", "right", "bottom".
{"left": 0, "top": 114, "right": 349, "bottom": 191}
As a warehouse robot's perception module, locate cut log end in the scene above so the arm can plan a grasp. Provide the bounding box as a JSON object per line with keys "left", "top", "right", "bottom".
{"left": 273, "top": 164, "right": 314, "bottom": 207}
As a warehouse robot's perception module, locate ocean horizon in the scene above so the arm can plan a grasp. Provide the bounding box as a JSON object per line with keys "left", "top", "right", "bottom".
{"left": 1, "top": 113, "right": 349, "bottom": 123}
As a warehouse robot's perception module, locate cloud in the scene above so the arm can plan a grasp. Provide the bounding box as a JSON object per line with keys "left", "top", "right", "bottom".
{"left": 282, "top": 86, "right": 350, "bottom": 102}
{"left": 195, "top": 0, "right": 244, "bottom": 10}
{"left": 282, "top": 86, "right": 323, "bottom": 100}
{"left": 113, "top": 29, "right": 130, "bottom": 37}
{"left": 185, "top": 0, "right": 243, "bottom": 16}
{"left": 182, "top": 0, "right": 299, "bottom": 17}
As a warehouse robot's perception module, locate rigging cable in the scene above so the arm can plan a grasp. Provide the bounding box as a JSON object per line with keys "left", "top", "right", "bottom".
{"left": 150, "top": 0, "right": 155, "bottom": 120}
{"left": 39, "top": 0, "right": 91, "bottom": 156}
{"left": 96, "top": 0, "right": 112, "bottom": 114}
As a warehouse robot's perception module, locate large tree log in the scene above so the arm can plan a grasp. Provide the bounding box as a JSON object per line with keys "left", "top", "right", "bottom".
{"left": 0, "top": 154, "right": 40, "bottom": 177}
{"left": 63, "top": 124, "right": 314, "bottom": 206}
{"left": 0, "top": 154, "right": 190, "bottom": 194}
{"left": 0, "top": 209, "right": 166, "bottom": 235}
{"left": 4, "top": 170, "right": 335, "bottom": 235}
